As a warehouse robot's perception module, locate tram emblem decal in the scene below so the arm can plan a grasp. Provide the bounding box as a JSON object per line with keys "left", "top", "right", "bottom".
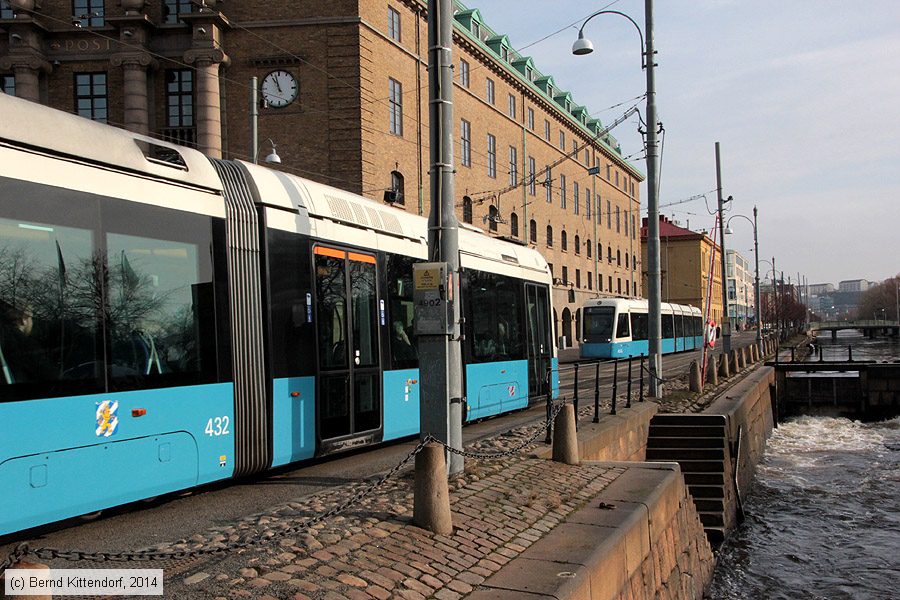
{"left": 96, "top": 400, "right": 119, "bottom": 437}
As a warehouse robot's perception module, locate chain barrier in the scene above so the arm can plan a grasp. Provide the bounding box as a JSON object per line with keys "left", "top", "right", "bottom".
{"left": 639, "top": 361, "right": 669, "bottom": 384}
{"left": 435, "top": 399, "right": 566, "bottom": 460}
{"left": 1, "top": 400, "right": 568, "bottom": 575}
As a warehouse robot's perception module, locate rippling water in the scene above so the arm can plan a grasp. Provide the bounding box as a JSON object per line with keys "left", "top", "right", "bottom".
{"left": 708, "top": 332, "right": 900, "bottom": 600}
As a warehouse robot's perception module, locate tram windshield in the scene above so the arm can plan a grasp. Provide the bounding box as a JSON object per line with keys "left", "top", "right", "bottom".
{"left": 583, "top": 306, "right": 615, "bottom": 343}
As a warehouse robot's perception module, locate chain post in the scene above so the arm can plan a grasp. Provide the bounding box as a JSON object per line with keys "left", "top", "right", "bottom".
{"left": 626, "top": 356, "right": 633, "bottom": 409}
{"left": 592, "top": 361, "right": 600, "bottom": 423}
{"left": 639, "top": 355, "right": 645, "bottom": 402}
{"left": 573, "top": 363, "right": 579, "bottom": 431}
{"left": 610, "top": 358, "right": 618, "bottom": 415}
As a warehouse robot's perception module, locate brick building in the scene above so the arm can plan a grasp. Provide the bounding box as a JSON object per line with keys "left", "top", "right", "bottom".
{"left": 0, "top": 0, "right": 643, "bottom": 347}
{"left": 641, "top": 215, "right": 723, "bottom": 324}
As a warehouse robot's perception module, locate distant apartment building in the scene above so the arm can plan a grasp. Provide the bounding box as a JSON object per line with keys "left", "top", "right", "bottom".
{"left": 839, "top": 279, "right": 870, "bottom": 293}
{"left": 726, "top": 249, "right": 755, "bottom": 328}
{"left": 0, "top": 0, "right": 644, "bottom": 351}
{"left": 809, "top": 282, "right": 835, "bottom": 295}
{"left": 640, "top": 215, "right": 723, "bottom": 323}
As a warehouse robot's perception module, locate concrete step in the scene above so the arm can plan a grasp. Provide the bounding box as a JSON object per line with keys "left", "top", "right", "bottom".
{"left": 647, "top": 436, "right": 726, "bottom": 449}
{"left": 645, "top": 448, "right": 725, "bottom": 461}
{"left": 651, "top": 414, "right": 728, "bottom": 427}
{"left": 698, "top": 511, "right": 725, "bottom": 527}
{"left": 694, "top": 498, "right": 725, "bottom": 513}
{"left": 685, "top": 484, "right": 725, "bottom": 499}
{"left": 705, "top": 526, "right": 726, "bottom": 546}
{"left": 672, "top": 460, "right": 725, "bottom": 473}
{"left": 684, "top": 473, "right": 725, "bottom": 486}
{"left": 648, "top": 424, "right": 727, "bottom": 438}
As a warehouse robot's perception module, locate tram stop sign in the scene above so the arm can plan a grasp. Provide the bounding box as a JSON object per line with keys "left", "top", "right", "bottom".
{"left": 413, "top": 262, "right": 452, "bottom": 336}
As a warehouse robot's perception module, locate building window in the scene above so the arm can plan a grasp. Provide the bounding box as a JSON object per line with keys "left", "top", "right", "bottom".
{"left": 507, "top": 94, "right": 516, "bottom": 118}
{"left": 617, "top": 278, "right": 622, "bottom": 294}
{"left": 561, "top": 230, "right": 568, "bottom": 252}
{"left": 617, "top": 249, "right": 621, "bottom": 266}
{"left": 562, "top": 266, "right": 568, "bottom": 286}
{"left": 486, "top": 78, "right": 495, "bottom": 104}
{"left": 573, "top": 182, "right": 580, "bottom": 215}
{"left": 585, "top": 189, "right": 591, "bottom": 219}
{"left": 389, "top": 78, "right": 403, "bottom": 136}
{"left": 572, "top": 140, "right": 578, "bottom": 154}
{"left": 544, "top": 120, "right": 550, "bottom": 141}
{"left": 616, "top": 206, "right": 621, "bottom": 232}
{"left": 164, "top": 0, "right": 192, "bottom": 23}
{"left": 575, "top": 235, "right": 581, "bottom": 255}
{"left": 527, "top": 107, "right": 534, "bottom": 130}
{"left": 576, "top": 269, "right": 581, "bottom": 289}
{"left": 460, "top": 119, "right": 471, "bottom": 167}
{"left": 389, "top": 171, "right": 405, "bottom": 205}
{"left": 463, "top": 196, "right": 473, "bottom": 224}
{"left": 615, "top": 170, "right": 620, "bottom": 187}
{"left": 164, "top": 69, "right": 194, "bottom": 144}
{"left": 606, "top": 164, "right": 611, "bottom": 180}
{"left": 1, "top": 1, "right": 15, "bottom": 18}
{"left": 547, "top": 83, "right": 553, "bottom": 97}
{"left": 596, "top": 194, "right": 601, "bottom": 224}
{"left": 471, "top": 21, "right": 480, "bottom": 38}
{"left": 525, "top": 66, "right": 533, "bottom": 81}
{"left": 500, "top": 46, "right": 509, "bottom": 62}
{"left": 559, "top": 174, "right": 567, "bottom": 209}
{"left": 75, "top": 72, "right": 107, "bottom": 122}
{"left": 487, "top": 133, "right": 496, "bottom": 178}
{"left": 625, "top": 252, "right": 630, "bottom": 269}
{"left": 545, "top": 167, "right": 552, "bottom": 203}
{"left": 74, "top": 0, "right": 104, "bottom": 27}
{"left": 607, "top": 199, "right": 612, "bottom": 229}
{"left": 565, "top": 99, "right": 571, "bottom": 112}
{"left": 388, "top": 6, "right": 401, "bottom": 42}
{"left": 626, "top": 280, "right": 630, "bottom": 295}
{"left": 510, "top": 212, "right": 519, "bottom": 237}
{"left": 588, "top": 272, "right": 593, "bottom": 290}
{"left": 632, "top": 214, "right": 637, "bottom": 239}
{"left": 488, "top": 205, "right": 499, "bottom": 232}
{"left": 508, "top": 145, "right": 517, "bottom": 186}
{"left": 1, "top": 74, "right": 14, "bottom": 96}
{"left": 528, "top": 156, "right": 536, "bottom": 196}
{"left": 586, "top": 239, "right": 592, "bottom": 259}
{"left": 559, "top": 130, "right": 565, "bottom": 150}
{"left": 607, "top": 245, "right": 612, "bottom": 263}
{"left": 599, "top": 275, "right": 604, "bottom": 292}
{"left": 460, "top": 59, "right": 470, "bottom": 87}
{"left": 546, "top": 225, "right": 553, "bottom": 247}
{"left": 529, "top": 219, "right": 537, "bottom": 244}
{"left": 584, "top": 149, "right": 590, "bottom": 164}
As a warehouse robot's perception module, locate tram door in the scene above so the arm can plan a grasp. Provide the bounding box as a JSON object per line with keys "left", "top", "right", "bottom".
{"left": 314, "top": 247, "right": 382, "bottom": 447}
{"left": 525, "top": 284, "right": 552, "bottom": 398}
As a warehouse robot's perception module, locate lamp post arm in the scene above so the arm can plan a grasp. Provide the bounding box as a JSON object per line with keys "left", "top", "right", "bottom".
{"left": 578, "top": 10, "right": 646, "bottom": 67}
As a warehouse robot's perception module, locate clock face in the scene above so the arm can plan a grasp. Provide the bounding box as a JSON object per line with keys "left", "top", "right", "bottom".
{"left": 261, "top": 70, "right": 298, "bottom": 108}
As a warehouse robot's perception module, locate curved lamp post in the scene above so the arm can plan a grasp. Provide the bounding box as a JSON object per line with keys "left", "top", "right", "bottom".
{"left": 725, "top": 207, "right": 762, "bottom": 358}
{"left": 573, "top": 1, "right": 662, "bottom": 396}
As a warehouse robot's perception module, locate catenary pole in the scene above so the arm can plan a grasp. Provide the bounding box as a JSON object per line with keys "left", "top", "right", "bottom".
{"left": 715, "top": 142, "right": 730, "bottom": 353}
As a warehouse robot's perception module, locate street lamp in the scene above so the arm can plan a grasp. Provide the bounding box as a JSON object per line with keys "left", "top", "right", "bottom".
{"left": 573, "top": 1, "right": 663, "bottom": 396}
{"left": 725, "top": 207, "right": 761, "bottom": 358}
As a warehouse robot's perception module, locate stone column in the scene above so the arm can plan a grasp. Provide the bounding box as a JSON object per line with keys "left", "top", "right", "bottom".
{"left": 111, "top": 53, "right": 156, "bottom": 136}
{"left": 12, "top": 64, "right": 40, "bottom": 101}
{"left": 184, "top": 48, "right": 228, "bottom": 158}
{"left": 1, "top": 44, "right": 51, "bottom": 104}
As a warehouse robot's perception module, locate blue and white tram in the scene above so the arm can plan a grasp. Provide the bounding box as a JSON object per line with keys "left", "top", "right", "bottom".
{"left": 580, "top": 298, "right": 703, "bottom": 359}
{"left": 0, "top": 94, "right": 557, "bottom": 536}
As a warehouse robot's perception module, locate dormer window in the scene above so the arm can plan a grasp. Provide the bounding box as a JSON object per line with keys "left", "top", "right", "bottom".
{"left": 565, "top": 99, "right": 571, "bottom": 112}
{"left": 471, "top": 21, "right": 480, "bottom": 38}
{"left": 547, "top": 84, "right": 553, "bottom": 96}
{"left": 500, "top": 46, "right": 508, "bottom": 61}
{"left": 525, "top": 67, "right": 533, "bottom": 81}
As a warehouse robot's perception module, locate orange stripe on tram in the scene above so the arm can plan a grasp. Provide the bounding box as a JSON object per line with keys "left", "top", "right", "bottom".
{"left": 314, "top": 246, "right": 346, "bottom": 259}
{"left": 348, "top": 252, "right": 376, "bottom": 264}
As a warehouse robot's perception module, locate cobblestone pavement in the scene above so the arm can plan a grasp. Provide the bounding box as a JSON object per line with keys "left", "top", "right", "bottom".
{"left": 156, "top": 414, "right": 626, "bottom": 599}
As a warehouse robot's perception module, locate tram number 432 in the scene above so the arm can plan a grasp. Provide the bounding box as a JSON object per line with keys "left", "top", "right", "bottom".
{"left": 205, "top": 416, "right": 231, "bottom": 436}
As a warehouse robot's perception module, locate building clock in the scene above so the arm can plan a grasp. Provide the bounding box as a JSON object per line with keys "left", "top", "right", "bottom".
{"left": 261, "top": 70, "right": 298, "bottom": 108}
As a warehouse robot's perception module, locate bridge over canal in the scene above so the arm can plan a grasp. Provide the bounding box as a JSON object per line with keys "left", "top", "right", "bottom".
{"left": 810, "top": 319, "right": 899, "bottom": 339}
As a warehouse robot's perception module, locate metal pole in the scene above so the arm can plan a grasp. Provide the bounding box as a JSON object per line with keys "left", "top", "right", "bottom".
{"left": 773, "top": 256, "right": 779, "bottom": 343}
{"left": 753, "top": 207, "right": 762, "bottom": 359}
{"left": 715, "top": 142, "right": 730, "bottom": 353}
{"left": 626, "top": 356, "right": 633, "bottom": 408}
{"left": 573, "top": 363, "right": 580, "bottom": 429}
{"left": 592, "top": 149, "right": 599, "bottom": 297}
{"left": 639, "top": 355, "right": 645, "bottom": 402}
{"left": 593, "top": 361, "right": 600, "bottom": 423}
{"left": 611, "top": 358, "right": 618, "bottom": 415}
{"left": 644, "top": 0, "right": 663, "bottom": 398}
{"left": 420, "top": 0, "right": 463, "bottom": 475}
{"left": 250, "top": 76, "right": 259, "bottom": 163}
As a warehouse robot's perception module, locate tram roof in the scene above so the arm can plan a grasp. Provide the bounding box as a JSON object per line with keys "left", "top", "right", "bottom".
{"left": 0, "top": 94, "right": 223, "bottom": 192}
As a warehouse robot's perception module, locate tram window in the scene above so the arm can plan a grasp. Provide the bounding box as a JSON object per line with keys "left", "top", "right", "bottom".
{"left": 662, "top": 314, "right": 674, "bottom": 338}
{"left": 695, "top": 316, "right": 703, "bottom": 336}
{"left": 316, "top": 252, "right": 348, "bottom": 370}
{"left": 630, "top": 312, "right": 648, "bottom": 341}
{"left": 583, "top": 306, "right": 614, "bottom": 342}
{"left": 267, "top": 230, "right": 315, "bottom": 377}
{"left": 387, "top": 254, "right": 418, "bottom": 370}
{"left": 466, "top": 270, "right": 524, "bottom": 363}
{"left": 104, "top": 201, "right": 216, "bottom": 390}
{"left": 349, "top": 257, "right": 378, "bottom": 368}
{"left": 674, "top": 314, "right": 683, "bottom": 339}
{"left": 616, "top": 314, "right": 630, "bottom": 339}
{"left": 0, "top": 214, "right": 98, "bottom": 395}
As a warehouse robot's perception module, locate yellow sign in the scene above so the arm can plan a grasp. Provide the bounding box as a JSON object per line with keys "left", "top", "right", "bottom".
{"left": 414, "top": 267, "right": 440, "bottom": 291}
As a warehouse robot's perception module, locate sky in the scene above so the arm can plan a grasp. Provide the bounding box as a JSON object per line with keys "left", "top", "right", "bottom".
{"left": 468, "top": 0, "right": 900, "bottom": 286}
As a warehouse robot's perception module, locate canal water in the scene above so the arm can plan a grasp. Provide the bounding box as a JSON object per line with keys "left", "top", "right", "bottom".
{"left": 707, "top": 331, "right": 900, "bottom": 600}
